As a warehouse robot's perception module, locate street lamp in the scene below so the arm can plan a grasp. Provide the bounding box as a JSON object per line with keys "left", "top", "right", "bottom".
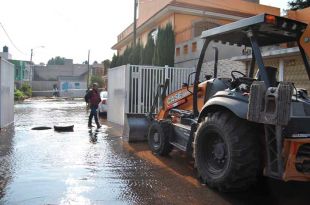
{"left": 30, "top": 46, "right": 44, "bottom": 63}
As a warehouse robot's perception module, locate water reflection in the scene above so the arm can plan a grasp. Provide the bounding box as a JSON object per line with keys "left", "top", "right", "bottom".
{"left": 88, "top": 129, "right": 98, "bottom": 144}
{"left": 0, "top": 125, "right": 15, "bottom": 199}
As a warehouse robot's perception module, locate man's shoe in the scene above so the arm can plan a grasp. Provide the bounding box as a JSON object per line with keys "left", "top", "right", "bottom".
{"left": 88, "top": 124, "right": 94, "bottom": 128}
{"left": 97, "top": 125, "right": 101, "bottom": 129}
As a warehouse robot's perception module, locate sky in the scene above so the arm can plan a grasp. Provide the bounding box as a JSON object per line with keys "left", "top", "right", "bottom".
{"left": 0, "top": 0, "right": 289, "bottom": 64}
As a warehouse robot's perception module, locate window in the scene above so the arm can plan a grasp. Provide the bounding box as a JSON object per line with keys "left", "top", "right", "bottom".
{"left": 192, "top": 42, "right": 197, "bottom": 52}
{"left": 151, "top": 29, "right": 158, "bottom": 44}
{"left": 176, "top": 47, "right": 180, "bottom": 56}
{"left": 183, "top": 45, "right": 188, "bottom": 55}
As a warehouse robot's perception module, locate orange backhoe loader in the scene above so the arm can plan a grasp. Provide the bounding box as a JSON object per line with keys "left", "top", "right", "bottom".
{"left": 127, "top": 13, "right": 310, "bottom": 192}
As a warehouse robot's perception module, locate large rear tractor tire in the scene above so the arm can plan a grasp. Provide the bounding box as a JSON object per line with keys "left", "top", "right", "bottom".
{"left": 148, "top": 121, "right": 173, "bottom": 156}
{"left": 194, "top": 111, "right": 260, "bottom": 192}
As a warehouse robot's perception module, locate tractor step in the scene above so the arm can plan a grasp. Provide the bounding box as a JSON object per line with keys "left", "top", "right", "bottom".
{"left": 170, "top": 123, "right": 191, "bottom": 152}
{"left": 170, "top": 142, "right": 187, "bottom": 152}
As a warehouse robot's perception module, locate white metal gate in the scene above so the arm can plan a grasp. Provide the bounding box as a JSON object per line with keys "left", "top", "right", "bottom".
{"left": 126, "top": 65, "right": 195, "bottom": 114}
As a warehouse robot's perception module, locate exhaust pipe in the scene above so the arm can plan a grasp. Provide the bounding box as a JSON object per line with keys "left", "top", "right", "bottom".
{"left": 213, "top": 47, "right": 218, "bottom": 78}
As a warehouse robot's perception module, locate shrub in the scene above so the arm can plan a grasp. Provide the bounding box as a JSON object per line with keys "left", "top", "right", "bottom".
{"left": 14, "top": 89, "right": 25, "bottom": 101}
{"left": 20, "top": 83, "right": 32, "bottom": 97}
{"left": 90, "top": 75, "right": 104, "bottom": 88}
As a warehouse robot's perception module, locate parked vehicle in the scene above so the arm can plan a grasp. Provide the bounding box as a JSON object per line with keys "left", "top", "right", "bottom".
{"left": 126, "top": 14, "right": 310, "bottom": 192}
{"left": 98, "top": 91, "right": 108, "bottom": 116}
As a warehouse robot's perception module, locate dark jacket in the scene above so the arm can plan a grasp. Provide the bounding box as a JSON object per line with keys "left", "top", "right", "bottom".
{"left": 88, "top": 89, "right": 101, "bottom": 108}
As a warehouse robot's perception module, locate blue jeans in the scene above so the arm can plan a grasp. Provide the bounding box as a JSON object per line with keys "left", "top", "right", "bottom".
{"left": 88, "top": 107, "right": 99, "bottom": 126}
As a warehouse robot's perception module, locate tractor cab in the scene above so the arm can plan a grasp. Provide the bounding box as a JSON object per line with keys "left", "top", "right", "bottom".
{"left": 193, "top": 13, "right": 310, "bottom": 117}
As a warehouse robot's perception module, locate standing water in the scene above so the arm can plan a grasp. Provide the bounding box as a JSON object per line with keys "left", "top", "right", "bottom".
{"left": 0, "top": 99, "right": 162, "bottom": 205}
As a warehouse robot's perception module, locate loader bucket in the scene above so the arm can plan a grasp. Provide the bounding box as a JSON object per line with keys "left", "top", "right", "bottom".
{"left": 123, "top": 113, "right": 150, "bottom": 142}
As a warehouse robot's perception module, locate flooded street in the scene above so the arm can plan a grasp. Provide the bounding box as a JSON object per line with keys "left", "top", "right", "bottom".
{"left": 0, "top": 99, "right": 310, "bottom": 205}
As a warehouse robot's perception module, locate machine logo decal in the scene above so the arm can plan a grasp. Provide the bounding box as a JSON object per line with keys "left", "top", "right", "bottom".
{"left": 167, "top": 90, "right": 191, "bottom": 105}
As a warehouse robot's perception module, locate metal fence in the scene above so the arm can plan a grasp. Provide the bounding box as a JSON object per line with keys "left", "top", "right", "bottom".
{"left": 108, "top": 64, "right": 195, "bottom": 125}
{"left": 126, "top": 65, "right": 195, "bottom": 114}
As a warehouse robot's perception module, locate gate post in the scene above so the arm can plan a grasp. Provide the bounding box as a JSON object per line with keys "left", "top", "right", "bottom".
{"left": 138, "top": 65, "right": 142, "bottom": 113}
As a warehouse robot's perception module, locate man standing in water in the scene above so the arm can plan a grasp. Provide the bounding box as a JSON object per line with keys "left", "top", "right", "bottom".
{"left": 87, "top": 83, "right": 101, "bottom": 128}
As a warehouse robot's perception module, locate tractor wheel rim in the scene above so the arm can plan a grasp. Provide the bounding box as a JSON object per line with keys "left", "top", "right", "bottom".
{"left": 206, "top": 133, "right": 228, "bottom": 174}
{"left": 153, "top": 132, "right": 160, "bottom": 149}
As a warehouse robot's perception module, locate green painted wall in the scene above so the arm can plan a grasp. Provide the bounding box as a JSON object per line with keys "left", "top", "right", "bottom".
{"left": 9, "top": 60, "right": 25, "bottom": 81}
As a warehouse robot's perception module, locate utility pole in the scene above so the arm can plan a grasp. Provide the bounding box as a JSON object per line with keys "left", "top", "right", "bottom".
{"left": 133, "top": 0, "right": 138, "bottom": 47}
{"left": 87, "top": 50, "right": 90, "bottom": 88}
{"left": 30, "top": 46, "right": 44, "bottom": 64}
{"left": 30, "top": 49, "right": 33, "bottom": 62}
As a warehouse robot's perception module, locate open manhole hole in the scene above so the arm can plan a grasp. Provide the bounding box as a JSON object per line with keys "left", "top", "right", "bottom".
{"left": 31, "top": 126, "right": 52, "bottom": 130}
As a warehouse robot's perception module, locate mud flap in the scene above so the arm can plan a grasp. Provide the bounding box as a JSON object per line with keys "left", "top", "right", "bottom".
{"left": 123, "top": 113, "right": 150, "bottom": 142}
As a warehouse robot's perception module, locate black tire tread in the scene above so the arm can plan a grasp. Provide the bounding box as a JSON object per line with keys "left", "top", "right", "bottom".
{"left": 148, "top": 121, "right": 173, "bottom": 156}
{"left": 193, "top": 111, "right": 260, "bottom": 192}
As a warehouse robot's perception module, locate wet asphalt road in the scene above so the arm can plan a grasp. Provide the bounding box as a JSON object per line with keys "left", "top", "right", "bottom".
{"left": 0, "top": 98, "right": 310, "bottom": 205}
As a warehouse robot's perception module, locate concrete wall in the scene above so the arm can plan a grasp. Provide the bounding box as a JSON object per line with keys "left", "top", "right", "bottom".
{"left": 175, "top": 37, "right": 243, "bottom": 68}
{"left": 33, "top": 64, "right": 88, "bottom": 81}
{"left": 0, "top": 57, "right": 14, "bottom": 128}
{"left": 59, "top": 80, "right": 87, "bottom": 98}
{"left": 31, "top": 81, "right": 58, "bottom": 97}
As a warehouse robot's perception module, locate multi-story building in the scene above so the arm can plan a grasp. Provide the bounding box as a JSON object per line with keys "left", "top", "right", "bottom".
{"left": 9, "top": 60, "right": 33, "bottom": 88}
{"left": 112, "top": 0, "right": 279, "bottom": 68}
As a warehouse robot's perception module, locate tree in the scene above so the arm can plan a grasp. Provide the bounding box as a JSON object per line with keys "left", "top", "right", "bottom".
{"left": 122, "top": 46, "right": 133, "bottom": 65}
{"left": 288, "top": 0, "right": 310, "bottom": 10}
{"left": 117, "top": 55, "right": 124, "bottom": 66}
{"left": 93, "top": 61, "right": 98, "bottom": 64}
{"left": 165, "top": 23, "right": 175, "bottom": 67}
{"left": 141, "top": 33, "right": 155, "bottom": 65}
{"left": 110, "top": 54, "right": 118, "bottom": 68}
{"left": 102, "top": 59, "right": 111, "bottom": 69}
{"left": 129, "top": 41, "right": 143, "bottom": 65}
{"left": 153, "top": 23, "right": 175, "bottom": 66}
{"left": 83, "top": 60, "right": 88, "bottom": 64}
{"left": 110, "top": 24, "right": 175, "bottom": 67}
{"left": 47, "top": 56, "right": 65, "bottom": 65}
{"left": 90, "top": 75, "right": 104, "bottom": 88}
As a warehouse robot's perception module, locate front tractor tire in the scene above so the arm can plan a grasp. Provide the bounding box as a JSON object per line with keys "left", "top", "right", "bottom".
{"left": 148, "top": 121, "right": 173, "bottom": 156}
{"left": 194, "top": 111, "right": 260, "bottom": 192}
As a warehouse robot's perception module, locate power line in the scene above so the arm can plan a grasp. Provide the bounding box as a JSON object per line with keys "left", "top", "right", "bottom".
{"left": 0, "top": 22, "right": 27, "bottom": 55}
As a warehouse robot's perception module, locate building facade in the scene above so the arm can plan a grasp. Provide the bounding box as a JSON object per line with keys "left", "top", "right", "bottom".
{"left": 31, "top": 59, "right": 89, "bottom": 97}
{"left": 234, "top": 7, "right": 310, "bottom": 91}
{"left": 112, "top": 0, "right": 279, "bottom": 68}
{"left": 9, "top": 60, "right": 33, "bottom": 88}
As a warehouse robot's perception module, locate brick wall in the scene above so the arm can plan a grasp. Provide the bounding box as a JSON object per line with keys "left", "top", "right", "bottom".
{"left": 250, "top": 57, "right": 310, "bottom": 91}
{"left": 201, "top": 59, "right": 246, "bottom": 78}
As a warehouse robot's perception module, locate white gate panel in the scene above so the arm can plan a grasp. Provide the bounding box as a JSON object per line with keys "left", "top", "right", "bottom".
{"left": 0, "top": 58, "right": 14, "bottom": 128}
{"left": 107, "top": 65, "right": 127, "bottom": 125}
{"left": 107, "top": 64, "right": 195, "bottom": 125}
{"left": 127, "top": 65, "right": 195, "bottom": 114}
